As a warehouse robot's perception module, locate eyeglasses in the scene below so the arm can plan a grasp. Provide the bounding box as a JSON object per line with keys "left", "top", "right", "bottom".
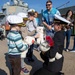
{"left": 46, "top": 4, "right": 52, "bottom": 6}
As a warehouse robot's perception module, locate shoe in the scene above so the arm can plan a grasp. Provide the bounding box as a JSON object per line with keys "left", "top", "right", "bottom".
{"left": 70, "top": 49, "right": 75, "bottom": 52}
{"left": 66, "top": 49, "right": 69, "bottom": 52}
{"left": 60, "top": 73, "right": 64, "bottom": 75}
{"left": 21, "top": 67, "right": 29, "bottom": 74}
{"left": 58, "top": 72, "right": 64, "bottom": 75}
{"left": 28, "top": 58, "right": 34, "bottom": 62}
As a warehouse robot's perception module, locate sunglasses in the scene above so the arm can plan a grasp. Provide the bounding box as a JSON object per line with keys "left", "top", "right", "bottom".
{"left": 46, "top": 4, "right": 51, "bottom": 6}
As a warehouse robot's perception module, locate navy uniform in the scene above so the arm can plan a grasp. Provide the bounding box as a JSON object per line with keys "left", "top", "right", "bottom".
{"left": 33, "top": 14, "right": 71, "bottom": 75}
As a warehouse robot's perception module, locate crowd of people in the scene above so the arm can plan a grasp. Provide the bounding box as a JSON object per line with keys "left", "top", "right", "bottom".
{"left": 0, "top": 0, "right": 75, "bottom": 75}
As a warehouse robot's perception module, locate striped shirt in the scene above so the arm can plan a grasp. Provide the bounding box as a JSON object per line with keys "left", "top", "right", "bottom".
{"left": 7, "top": 30, "right": 28, "bottom": 55}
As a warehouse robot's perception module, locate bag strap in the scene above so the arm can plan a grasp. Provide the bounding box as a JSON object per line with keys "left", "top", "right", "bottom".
{"left": 32, "top": 21, "right": 36, "bottom": 29}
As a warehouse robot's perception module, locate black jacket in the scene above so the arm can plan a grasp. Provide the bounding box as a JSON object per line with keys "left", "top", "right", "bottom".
{"left": 40, "top": 30, "right": 65, "bottom": 72}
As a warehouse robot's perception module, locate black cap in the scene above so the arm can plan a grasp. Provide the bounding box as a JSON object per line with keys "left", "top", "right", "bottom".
{"left": 54, "top": 14, "right": 71, "bottom": 24}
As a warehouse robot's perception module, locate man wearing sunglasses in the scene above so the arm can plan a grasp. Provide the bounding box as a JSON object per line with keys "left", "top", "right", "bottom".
{"left": 42, "top": 0, "right": 61, "bottom": 38}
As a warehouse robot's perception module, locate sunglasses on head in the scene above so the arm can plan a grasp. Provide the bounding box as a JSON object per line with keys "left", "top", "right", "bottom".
{"left": 46, "top": 4, "right": 51, "bottom": 6}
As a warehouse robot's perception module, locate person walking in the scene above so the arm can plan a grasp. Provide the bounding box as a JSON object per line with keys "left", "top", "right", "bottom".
{"left": 42, "top": 0, "right": 61, "bottom": 38}
{"left": 64, "top": 10, "right": 74, "bottom": 51}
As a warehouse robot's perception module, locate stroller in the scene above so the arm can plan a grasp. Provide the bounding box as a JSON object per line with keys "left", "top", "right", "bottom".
{"left": 0, "top": 28, "right": 5, "bottom": 40}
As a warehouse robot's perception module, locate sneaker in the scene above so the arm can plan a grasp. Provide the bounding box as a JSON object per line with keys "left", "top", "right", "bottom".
{"left": 21, "top": 67, "right": 29, "bottom": 74}
{"left": 58, "top": 72, "right": 64, "bottom": 75}
{"left": 66, "top": 49, "right": 69, "bottom": 52}
{"left": 70, "top": 49, "right": 75, "bottom": 52}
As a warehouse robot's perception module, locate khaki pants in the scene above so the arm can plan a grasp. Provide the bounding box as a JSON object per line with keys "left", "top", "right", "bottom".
{"left": 27, "top": 30, "right": 36, "bottom": 36}
{"left": 21, "top": 27, "right": 36, "bottom": 36}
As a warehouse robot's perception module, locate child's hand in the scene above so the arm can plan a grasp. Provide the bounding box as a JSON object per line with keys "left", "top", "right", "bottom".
{"left": 32, "top": 40, "right": 35, "bottom": 44}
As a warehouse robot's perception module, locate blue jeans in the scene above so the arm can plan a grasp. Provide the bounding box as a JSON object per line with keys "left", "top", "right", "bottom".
{"left": 64, "top": 29, "right": 71, "bottom": 49}
{"left": 73, "top": 36, "right": 75, "bottom": 49}
{"left": 46, "top": 30, "right": 54, "bottom": 38}
{"left": 26, "top": 44, "right": 34, "bottom": 58}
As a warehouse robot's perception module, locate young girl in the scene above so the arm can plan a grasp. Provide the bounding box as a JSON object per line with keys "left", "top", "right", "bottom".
{"left": 26, "top": 9, "right": 37, "bottom": 62}
{"left": 33, "top": 15, "right": 70, "bottom": 75}
{"left": 64, "top": 10, "right": 74, "bottom": 51}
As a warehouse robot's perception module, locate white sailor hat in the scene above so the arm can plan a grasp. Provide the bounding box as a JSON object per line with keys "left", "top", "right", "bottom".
{"left": 6, "top": 15, "right": 25, "bottom": 26}
{"left": 54, "top": 14, "right": 71, "bottom": 24}
{"left": 6, "top": 15, "right": 11, "bottom": 22}
{"left": 17, "top": 12, "right": 28, "bottom": 18}
{"left": 28, "top": 9, "right": 35, "bottom": 13}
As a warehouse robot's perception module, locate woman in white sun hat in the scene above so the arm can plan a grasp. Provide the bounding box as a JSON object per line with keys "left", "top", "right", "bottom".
{"left": 26, "top": 9, "right": 38, "bottom": 62}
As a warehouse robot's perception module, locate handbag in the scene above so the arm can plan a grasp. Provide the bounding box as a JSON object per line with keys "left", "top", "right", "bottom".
{"left": 27, "top": 20, "right": 36, "bottom": 36}
{"left": 27, "top": 30, "right": 36, "bottom": 36}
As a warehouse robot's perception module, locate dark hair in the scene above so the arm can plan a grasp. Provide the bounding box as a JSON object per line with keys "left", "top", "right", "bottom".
{"left": 65, "top": 10, "right": 73, "bottom": 19}
{"left": 28, "top": 12, "right": 35, "bottom": 16}
{"left": 46, "top": 0, "right": 52, "bottom": 4}
{"left": 34, "top": 11, "right": 38, "bottom": 16}
{"left": 35, "top": 11, "right": 38, "bottom": 14}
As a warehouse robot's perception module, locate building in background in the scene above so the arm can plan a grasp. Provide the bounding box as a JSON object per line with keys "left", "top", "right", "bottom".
{"left": 0, "top": 0, "right": 29, "bottom": 24}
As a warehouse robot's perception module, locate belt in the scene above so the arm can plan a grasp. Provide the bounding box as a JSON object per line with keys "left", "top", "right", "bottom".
{"left": 49, "top": 52, "right": 62, "bottom": 62}
{"left": 8, "top": 54, "right": 20, "bottom": 58}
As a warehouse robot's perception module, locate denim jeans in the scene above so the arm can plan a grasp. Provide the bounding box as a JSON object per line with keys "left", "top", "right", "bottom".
{"left": 73, "top": 36, "right": 75, "bottom": 49}
{"left": 21, "top": 58, "right": 25, "bottom": 68}
{"left": 46, "top": 30, "right": 54, "bottom": 38}
{"left": 26, "top": 44, "right": 34, "bottom": 58}
{"left": 64, "top": 29, "right": 71, "bottom": 49}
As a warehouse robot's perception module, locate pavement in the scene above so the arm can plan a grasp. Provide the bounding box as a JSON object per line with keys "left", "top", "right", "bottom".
{"left": 0, "top": 36, "right": 75, "bottom": 75}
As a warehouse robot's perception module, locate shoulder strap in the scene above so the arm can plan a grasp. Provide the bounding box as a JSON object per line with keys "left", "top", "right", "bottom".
{"left": 32, "top": 21, "right": 36, "bottom": 29}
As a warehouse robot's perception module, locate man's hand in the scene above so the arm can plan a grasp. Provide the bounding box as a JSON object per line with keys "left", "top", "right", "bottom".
{"left": 43, "top": 22, "right": 52, "bottom": 30}
{"left": 47, "top": 25, "right": 52, "bottom": 30}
